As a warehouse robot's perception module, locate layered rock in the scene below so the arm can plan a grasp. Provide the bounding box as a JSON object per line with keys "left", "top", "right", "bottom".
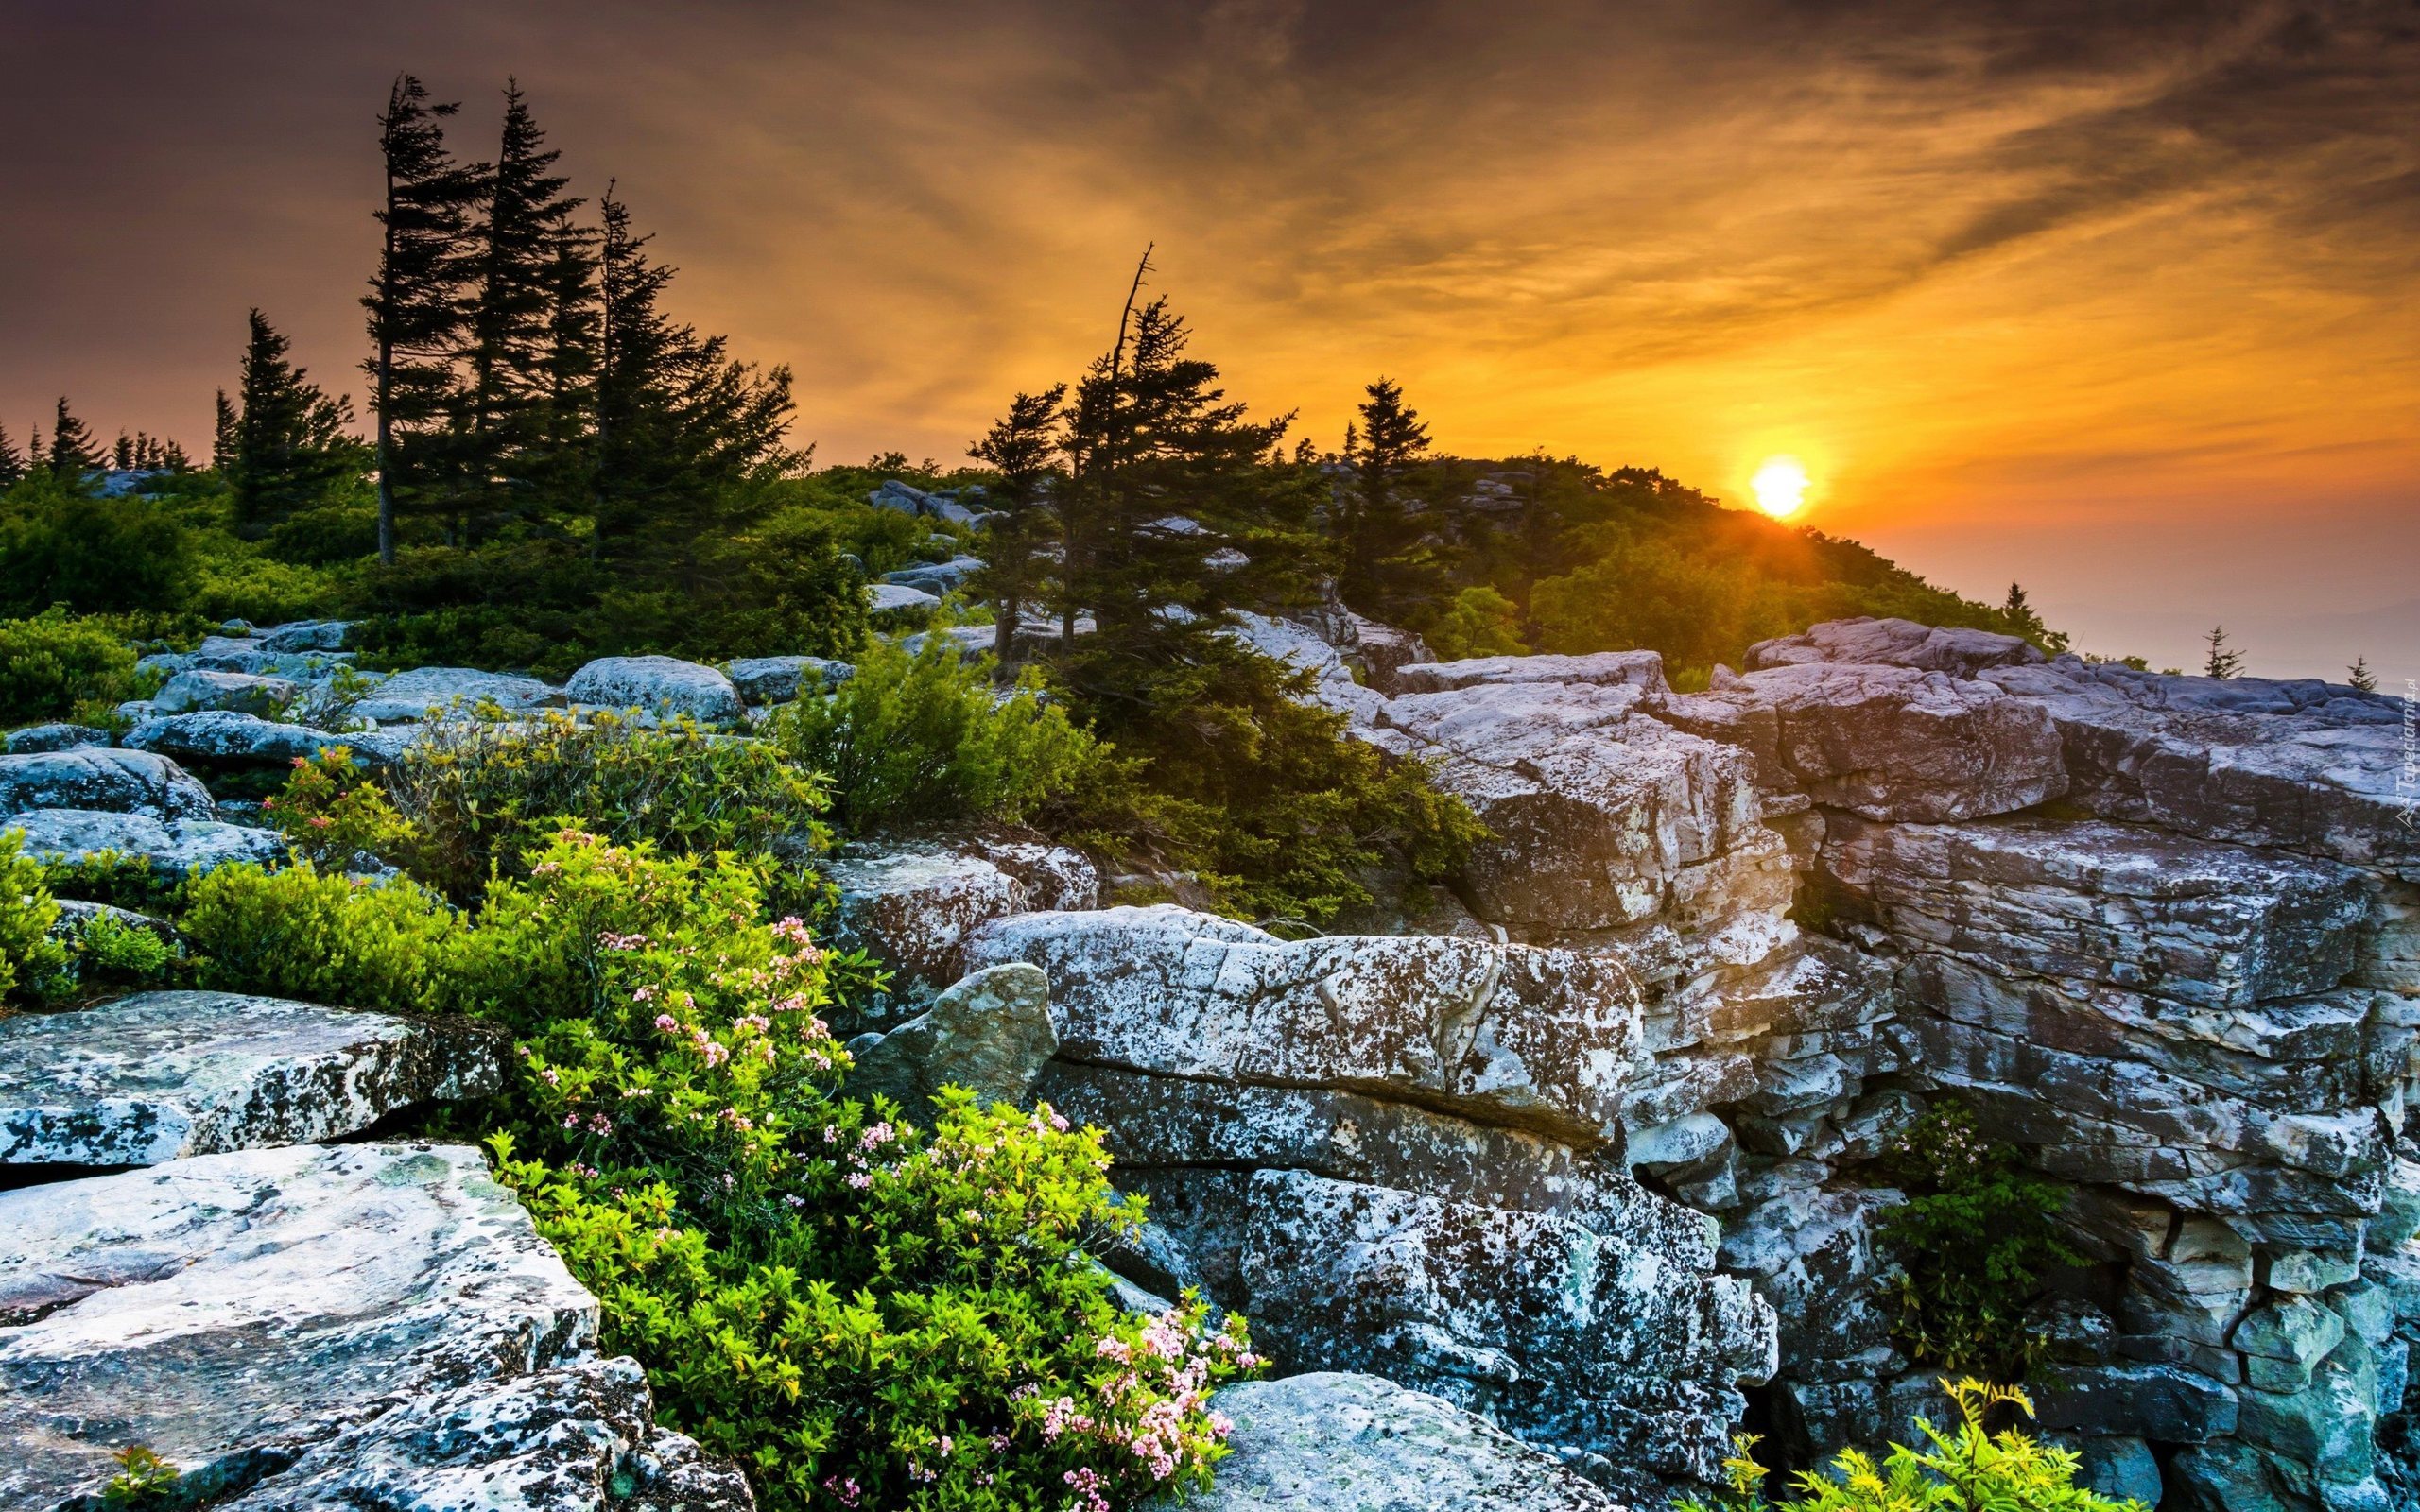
{"left": 823, "top": 837, "right": 1100, "bottom": 1012}
{"left": 0, "top": 747, "right": 217, "bottom": 821}
{"left": 7, "top": 807, "right": 284, "bottom": 875}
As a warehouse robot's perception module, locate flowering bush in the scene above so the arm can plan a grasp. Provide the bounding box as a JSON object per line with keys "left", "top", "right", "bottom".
{"left": 262, "top": 747, "right": 419, "bottom": 873}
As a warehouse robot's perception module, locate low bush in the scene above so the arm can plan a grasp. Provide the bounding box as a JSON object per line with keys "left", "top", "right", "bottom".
{"left": 0, "top": 610, "right": 144, "bottom": 728}
{"left": 181, "top": 862, "right": 458, "bottom": 1015}
{"left": 37, "top": 906, "right": 181, "bottom": 1005}
{"left": 1873, "top": 1103, "right": 2080, "bottom": 1380}
{"left": 35, "top": 850, "right": 187, "bottom": 915}
{"left": 1682, "top": 1379, "right": 2145, "bottom": 1512}
{"left": 769, "top": 630, "right": 1118, "bottom": 836}
{"left": 0, "top": 472, "right": 194, "bottom": 618}
{"left": 261, "top": 748, "right": 419, "bottom": 872}
{"left": 0, "top": 830, "right": 69, "bottom": 1006}
{"left": 1419, "top": 584, "right": 1527, "bottom": 661}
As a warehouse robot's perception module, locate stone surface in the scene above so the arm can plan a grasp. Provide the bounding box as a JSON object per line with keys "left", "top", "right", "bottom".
{"left": 352, "top": 666, "right": 563, "bottom": 723}
{"left": 0, "top": 1142, "right": 600, "bottom": 1509}
{"left": 867, "top": 581, "right": 942, "bottom": 614}
{"left": 6, "top": 808, "right": 283, "bottom": 874}
{"left": 882, "top": 554, "right": 985, "bottom": 594}
{"left": 4, "top": 723, "right": 110, "bottom": 754}
{"left": 152, "top": 667, "right": 303, "bottom": 716}
{"left": 723, "top": 654, "right": 851, "bottom": 704}
{"left": 844, "top": 963, "right": 1057, "bottom": 1114}
{"left": 564, "top": 655, "right": 746, "bottom": 724}
{"left": 0, "top": 990, "right": 504, "bottom": 1167}
{"left": 1160, "top": 1372, "right": 1623, "bottom": 1511}
{"left": 254, "top": 618, "right": 354, "bottom": 654}
{"left": 0, "top": 747, "right": 216, "bottom": 820}
{"left": 124, "top": 710, "right": 364, "bottom": 768}
{"left": 1745, "top": 616, "right": 2048, "bottom": 679}
{"left": 824, "top": 838, "right": 1099, "bottom": 1002}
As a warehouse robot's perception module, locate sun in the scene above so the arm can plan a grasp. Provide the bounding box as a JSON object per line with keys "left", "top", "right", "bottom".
{"left": 1751, "top": 455, "right": 1810, "bottom": 518}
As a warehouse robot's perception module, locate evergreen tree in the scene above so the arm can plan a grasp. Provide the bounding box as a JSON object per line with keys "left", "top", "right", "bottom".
{"left": 2203, "top": 626, "right": 2244, "bottom": 679}
{"left": 2347, "top": 656, "right": 2377, "bottom": 693}
{"left": 365, "top": 73, "right": 489, "bottom": 563}
{"left": 159, "top": 438, "right": 192, "bottom": 472}
{"left": 26, "top": 427, "right": 44, "bottom": 471}
{"left": 213, "top": 389, "right": 239, "bottom": 471}
{"left": 590, "top": 187, "right": 793, "bottom": 561}
{"left": 112, "top": 433, "right": 133, "bottom": 471}
{"left": 228, "top": 308, "right": 370, "bottom": 531}
{"left": 0, "top": 424, "right": 23, "bottom": 489}
{"left": 47, "top": 399, "right": 101, "bottom": 481}
{"left": 967, "top": 385, "right": 1066, "bottom": 664}
{"left": 462, "top": 79, "right": 585, "bottom": 535}
{"left": 529, "top": 217, "right": 602, "bottom": 514}
{"left": 1340, "top": 377, "right": 1429, "bottom": 607}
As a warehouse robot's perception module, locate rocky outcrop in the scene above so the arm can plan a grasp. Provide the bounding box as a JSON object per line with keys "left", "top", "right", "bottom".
{"left": 124, "top": 710, "right": 364, "bottom": 770}
{"left": 5, "top": 723, "right": 110, "bottom": 755}
{"left": 823, "top": 837, "right": 1099, "bottom": 1010}
{"left": 843, "top": 962, "right": 1057, "bottom": 1113}
{"left": 0, "top": 990, "right": 504, "bottom": 1168}
{"left": 352, "top": 666, "right": 563, "bottom": 723}
{"left": 0, "top": 747, "right": 217, "bottom": 820}
{"left": 867, "top": 581, "right": 942, "bottom": 615}
{"left": 1167, "top": 1372, "right": 1626, "bottom": 1511}
{"left": 565, "top": 655, "right": 745, "bottom": 724}
{"left": 7, "top": 807, "right": 284, "bottom": 875}
{"left": 723, "top": 654, "right": 851, "bottom": 705}
{"left": 152, "top": 668, "right": 303, "bottom": 717}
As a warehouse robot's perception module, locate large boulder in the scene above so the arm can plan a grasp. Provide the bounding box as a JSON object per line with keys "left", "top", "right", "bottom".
{"left": 1161, "top": 1372, "right": 1623, "bottom": 1511}
{"left": 963, "top": 905, "right": 1642, "bottom": 1143}
{"left": 124, "top": 710, "right": 365, "bottom": 769}
{"left": 0, "top": 1142, "right": 603, "bottom": 1508}
{"left": 882, "top": 555, "right": 985, "bottom": 595}
{"left": 4, "top": 723, "right": 109, "bottom": 755}
{"left": 723, "top": 654, "right": 851, "bottom": 705}
{"left": 352, "top": 667, "right": 562, "bottom": 724}
{"left": 867, "top": 581, "right": 942, "bottom": 615}
{"left": 254, "top": 619, "right": 354, "bottom": 653}
{"left": 0, "top": 747, "right": 216, "bottom": 820}
{"left": 0, "top": 990, "right": 504, "bottom": 1168}
{"left": 824, "top": 839, "right": 1099, "bottom": 1002}
{"left": 565, "top": 655, "right": 746, "bottom": 724}
{"left": 6, "top": 808, "right": 284, "bottom": 875}
{"left": 843, "top": 963, "right": 1057, "bottom": 1114}
{"left": 152, "top": 668, "right": 304, "bottom": 716}
{"left": 1745, "top": 617, "right": 2048, "bottom": 679}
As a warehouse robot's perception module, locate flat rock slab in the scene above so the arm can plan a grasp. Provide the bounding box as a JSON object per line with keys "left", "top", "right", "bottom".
{"left": 0, "top": 990, "right": 505, "bottom": 1167}
{"left": 0, "top": 1142, "right": 600, "bottom": 1508}
{"left": 0, "top": 747, "right": 216, "bottom": 821}
{"left": 1158, "top": 1372, "right": 1626, "bottom": 1511}
{"left": 352, "top": 667, "right": 563, "bottom": 724}
{"left": 7, "top": 808, "right": 283, "bottom": 875}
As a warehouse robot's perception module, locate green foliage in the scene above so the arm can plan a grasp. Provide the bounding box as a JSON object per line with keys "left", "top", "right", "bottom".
{"left": 262, "top": 748, "right": 419, "bottom": 871}
{"left": 769, "top": 631, "right": 1115, "bottom": 836}
{"left": 37, "top": 906, "right": 182, "bottom": 1006}
{"left": 1874, "top": 1104, "right": 2081, "bottom": 1380}
{"left": 181, "top": 862, "right": 458, "bottom": 1015}
{"left": 1421, "top": 585, "right": 1527, "bottom": 661}
{"left": 0, "top": 472, "right": 193, "bottom": 619}
{"left": 0, "top": 610, "right": 144, "bottom": 727}
{"left": 1679, "top": 1381, "right": 2146, "bottom": 1512}
{"left": 36, "top": 850, "right": 187, "bottom": 915}
{"left": 0, "top": 830, "right": 70, "bottom": 1007}
{"left": 380, "top": 710, "right": 830, "bottom": 902}
{"left": 100, "top": 1445, "right": 181, "bottom": 1505}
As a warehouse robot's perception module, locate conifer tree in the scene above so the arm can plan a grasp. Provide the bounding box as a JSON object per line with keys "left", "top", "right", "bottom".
{"left": 112, "top": 433, "right": 134, "bottom": 471}
{"left": 968, "top": 385, "right": 1067, "bottom": 663}
{"left": 365, "top": 73, "right": 489, "bottom": 563}
{"left": 26, "top": 427, "right": 44, "bottom": 471}
{"left": 1340, "top": 377, "right": 1429, "bottom": 606}
{"left": 2347, "top": 656, "right": 2377, "bottom": 693}
{"left": 213, "top": 389, "right": 239, "bottom": 471}
{"left": 228, "top": 308, "right": 369, "bottom": 531}
{"left": 159, "top": 438, "right": 192, "bottom": 472}
{"left": 2203, "top": 626, "right": 2244, "bottom": 679}
{"left": 0, "top": 424, "right": 23, "bottom": 489}
{"left": 47, "top": 399, "right": 101, "bottom": 481}
{"left": 530, "top": 217, "right": 603, "bottom": 514}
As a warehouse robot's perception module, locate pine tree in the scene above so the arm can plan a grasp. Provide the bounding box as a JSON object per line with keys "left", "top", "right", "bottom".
{"left": 1340, "top": 377, "right": 1430, "bottom": 610}
{"left": 228, "top": 308, "right": 369, "bottom": 531}
{"left": 0, "top": 424, "right": 23, "bottom": 489}
{"left": 160, "top": 438, "right": 192, "bottom": 472}
{"left": 47, "top": 398, "right": 101, "bottom": 481}
{"left": 213, "top": 389, "right": 239, "bottom": 472}
{"left": 26, "top": 427, "right": 44, "bottom": 471}
{"left": 461, "top": 79, "right": 585, "bottom": 536}
{"left": 365, "top": 73, "right": 489, "bottom": 563}
{"left": 112, "top": 433, "right": 134, "bottom": 472}
{"left": 2347, "top": 656, "right": 2377, "bottom": 693}
{"left": 967, "top": 385, "right": 1067, "bottom": 664}
{"left": 530, "top": 216, "right": 602, "bottom": 515}
{"left": 2203, "top": 626, "right": 2244, "bottom": 679}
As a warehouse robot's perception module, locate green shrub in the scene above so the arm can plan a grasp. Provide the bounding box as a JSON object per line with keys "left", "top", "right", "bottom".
{"left": 36, "top": 906, "right": 182, "bottom": 1005}
{"left": 181, "top": 862, "right": 458, "bottom": 1015}
{"left": 1682, "top": 1380, "right": 2146, "bottom": 1512}
{"left": 0, "top": 472, "right": 194, "bottom": 618}
{"left": 1874, "top": 1104, "right": 2080, "bottom": 1380}
{"left": 0, "top": 830, "right": 69, "bottom": 1006}
{"left": 100, "top": 1445, "right": 181, "bottom": 1505}
{"left": 382, "top": 711, "right": 830, "bottom": 902}
{"left": 35, "top": 850, "right": 186, "bottom": 915}
{"left": 769, "top": 631, "right": 1117, "bottom": 835}
{"left": 0, "top": 610, "right": 144, "bottom": 728}
{"left": 1420, "top": 585, "right": 1527, "bottom": 662}
{"left": 262, "top": 748, "right": 420, "bottom": 872}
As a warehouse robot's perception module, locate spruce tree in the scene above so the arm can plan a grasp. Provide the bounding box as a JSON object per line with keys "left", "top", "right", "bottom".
{"left": 47, "top": 399, "right": 101, "bottom": 481}
{"left": 2347, "top": 656, "right": 2377, "bottom": 693}
{"left": 530, "top": 217, "right": 602, "bottom": 516}
{"left": 228, "top": 308, "right": 369, "bottom": 531}
{"left": 365, "top": 73, "right": 489, "bottom": 563}
{"left": 213, "top": 389, "right": 239, "bottom": 471}
{"left": 2203, "top": 626, "right": 2244, "bottom": 679}
{"left": 112, "top": 433, "right": 134, "bottom": 472}
{"left": 26, "top": 427, "right": 44, "bottom": 471}
{"left": 967, "top": 385, "right": 1067, "bottom": 663}
{"left": 0, "top": 424, "right": 23, "bottom": 489}
{"left": 1340, "top": 377, "right": 1429, "bottom": 606}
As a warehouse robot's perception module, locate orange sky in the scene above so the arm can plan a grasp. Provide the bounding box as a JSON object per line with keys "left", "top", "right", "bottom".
{"left": 3, "top": 0, "right": 2413, "bottom": 679}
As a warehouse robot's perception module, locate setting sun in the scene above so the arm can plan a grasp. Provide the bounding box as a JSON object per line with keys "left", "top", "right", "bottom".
{"left": 1751, "top": 455, "right": 1810, "bottom": 518}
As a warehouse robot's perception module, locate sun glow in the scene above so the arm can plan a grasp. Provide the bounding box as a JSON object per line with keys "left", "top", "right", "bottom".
{"left": 1750, "top": 455, "right": 1810, "bottom": 518}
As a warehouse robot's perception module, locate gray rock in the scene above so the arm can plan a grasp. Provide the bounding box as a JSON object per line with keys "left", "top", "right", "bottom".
{"left": 352, "top": 667, "right": 563, "bottom": 724}
{"left": 882, "top": 554, "right": 985, "bottom": 594}
{"left": 0, "top": 1142, "right": 601, "bottom": 1509}
{"left": 0, "top": 990, "right": 503, "bottom": 1167}
{"left": 0, "top": 747, "right": 216, "bottom": 820}
{"left": 124, "top": 710, "right": 367, "bottom": 768}
{"left": 722, "top": 654, "right": 852, "bottom": 705}
{"left": 867, "top": 581, "right": 942, "bottom": 615}
{"left": 824, "top": 839, "right": 1098, "bottom": 1001}
{"left": 2073, "top": 1435, "right": 2164, "bottom": 1507}
{"left": 4, "top": 722, "right": 109, "bottom": 754}
{"left": 1159, "top": 1372, "right": 1622, "bottom": 1511}
{"left": 6, "top": 807, "right": 284, "bottom": 875}
{"left": 844, "top": 963, "right": 1057, "bottom": 1114}
{"left": 254, "top": 619, "right": 353, "bottom": 653}
{"left": 564, "top": 655, "right": 746, "bottom": 724}
{"left": 1745, "top": 617, "right": 2048, "bottom": 679}
{"left": 152, "top": 667, "right": 304, "bottom": 716}
{"left": 1393, "top": 650, "right": 1668, "bottom": 695}
{"left": 2032, "top": 1363, "right": 2241, "bottom": 1443}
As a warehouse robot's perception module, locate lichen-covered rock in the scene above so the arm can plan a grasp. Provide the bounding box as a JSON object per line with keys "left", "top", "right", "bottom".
{"left": 352, "top": 666, "right": 563, "bottom": 723}
{"left": 4, "top": 722, "right": 110, "bottom": 754}
{"left": 0, "top": 747, "right": 216, "bottom": 819}
{"left": 254, "top": 618, "right": 354, "bottom": 653}
{"left": 867, "top": 581, "right": 942, "bottom": 615}
{"left": 824, "top": 839, "right": 1098, "bottom": 1002}
{"left": 6, "top": 807, "right": 283, "bottom": 874}
{"left": 565, "top": 654, "right": 745, "bottom": 723}
{"left": 844, "top": 963, "right": 1057, "bottom": 1114}
{"left": 1237, "top": 1169, "right": 1776, "bottom": 1486}
{"left": 1159, "top": 1372, "right": 1624, "bottom": 1511}
{"left": 152, "top": 667, "right": 304, "bottom": 716}
{"left": 125, "top": 710, "right": 365, "bottom": 769}
{"left": 1393, "top": 650, "right": 1667, "bottom": 695}
{"left": 0, "top": 990, "right": 504, "bottom": 1167}
{"left": 723, "top": 654, "right": 851, "bottom": 704}
{"left": 0, "top": 1142, "right": 600, "bottom": 1509}
{"left": 965, "top": 905, "right": 1642, "bottom": 1143}
{"left": 882, "top": 555, "right": 985, "bottom": 595}
{"left": 1745, "top": 617, "right": 2048, "bottom": 679}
